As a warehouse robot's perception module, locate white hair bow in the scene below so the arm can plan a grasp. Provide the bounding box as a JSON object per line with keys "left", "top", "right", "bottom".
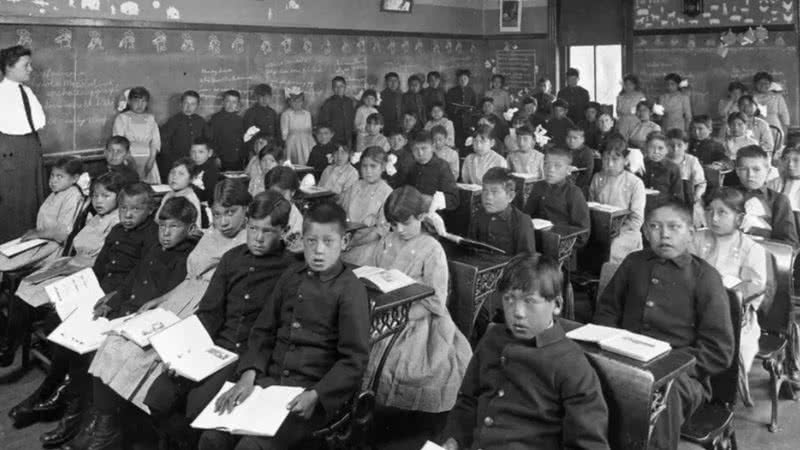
{"left": 243, "top": 126, "right": 260, "bottom": 142}
{"left": 652, "top": 104, "right": 665, "bottom": 116}
{"left": 117, "top": 89, "right": 131, "bottom": 112}
{"left": 385, "top": 153, "right": 398, "bottom": 176}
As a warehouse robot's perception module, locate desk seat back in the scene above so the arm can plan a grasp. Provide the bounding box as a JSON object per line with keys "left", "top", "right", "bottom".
{"left": 61, "top": 197, "right": 93, "bottom": 258}
{"left": 758, "top": 239, "right": 797, "bottom": 336}
{"left": 709, "top": 290, "right": 742, "bottom": 404}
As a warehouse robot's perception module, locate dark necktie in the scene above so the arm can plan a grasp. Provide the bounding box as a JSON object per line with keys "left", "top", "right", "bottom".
{"left": 19, "top": 84, "right": 36, "bottom": 133}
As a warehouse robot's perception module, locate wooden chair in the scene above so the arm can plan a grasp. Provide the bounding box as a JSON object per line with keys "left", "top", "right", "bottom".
{"left": 680, "top": 289, "right": 741, "bottom": 449}
{"left": 770, "top": 125, "right": 784, "bottom": 160}
{"left": 753, "top": 239, "right": 799, "bottom": 432}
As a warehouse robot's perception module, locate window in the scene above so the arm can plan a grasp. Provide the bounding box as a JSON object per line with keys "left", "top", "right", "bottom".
{"left": 568, "top": 45, "right": 623, "bottom": 115}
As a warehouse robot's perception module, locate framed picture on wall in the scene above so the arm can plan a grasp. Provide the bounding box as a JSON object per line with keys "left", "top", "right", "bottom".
{"left": 381, "top": 0, "right": 413, "bottom": 13}
{"left": 500, "top": 0, "right": 522, "bottom": 32}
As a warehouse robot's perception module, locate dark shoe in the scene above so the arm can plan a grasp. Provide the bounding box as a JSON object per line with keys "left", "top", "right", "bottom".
{"left": 58, "top": 410, "right": 97, "bottom": 450}
{"left": 41, "top": 397, "right": 85, "bottom": 448}
{"left": 9, "top": 387, "right": 44, "bottom": 428}
{"left": 61, "top": 413, "right": 121, "bottom": 450}
{"left": 34, "top": 376, "right": 71, "bottom": 416}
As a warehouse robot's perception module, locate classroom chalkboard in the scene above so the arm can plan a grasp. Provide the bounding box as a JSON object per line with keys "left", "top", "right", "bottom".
{"left": 632, "top": 32, "right": 799, "bottom": 124}
{"left": 0, "top": 25, "right": 488, "bottom": 154}
{"left": 495, "top": 48, "right": 537, "bottom": 92}
{"left": 634, "top": 0, "right": 794, "bottom": 30}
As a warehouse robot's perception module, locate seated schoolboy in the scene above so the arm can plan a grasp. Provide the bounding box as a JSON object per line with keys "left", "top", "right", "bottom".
{"left": 505, "top": 125, "right": 545, "bottom": 179}
{"left": 768, "top": 145, "right": 800, "bottom": 210}
{"left": 157, "top": 157, "right": 203, "bottom": 229}
{"left": 442, "top": 254, "right": 609, "bottom": 450}
{"left": 264, "top": 166, "right": 304, "bottom": 253}
{"left": 190, "top": 137, "right": 221, "bottom": 206}
{"left": 245, "top": 138, "right": 282, "bottom": 196}
{"left": 318, "top": 144, "right": 358, "bottom": 196}
{"left": 198, "top": 202, "right": 370, "bottom": 450}
{"left": 402, "top": 130, "right": 460, "bottom": 211}
{"left": 476, "top": 97, "right": 509, "bottom": 144}
{"left": 523, "top": 147, "right": 591, "bottom": 248}
{"left": 565, "top": 125, "right": 595, "bottom": 198}
{"left": 734, "top": 145, "right": 799, "bottom": 246}
{"left": 594, "top": 201, "right": 735, "bottom": 450}
{"left": 543, "top": 99, "right": 575, "bottom": 148}
{"left": 666, "top": 128, "right": 706, "bottom": 225}
{"left": 357, "top": 112, "right": 390, "bottom": 153}
{"left": 64, "top": 197, "right": 199, "bottom": 449}
{"left": 643, "top": 132, "right": 685, "bottom": 208}
{"left": 131, "top": 191, "right": 294, "bottom": 449}
{"left": 467, "top": 167, "right": 536, "bottom": 255}
{"left": 431, "top": 124, "right": 460, "bottom": 180}
{"left": 387, "top": 130, "right": 415, "bottom": 188}
{"left": 579, "top": 101, "right": 601, "bottom": 147}
{"left": 306, "top": 125, "right": 338, "bottom": 181}
{"left": 209, "top": 90, "right": 245, "bottom": 171}
{"left": 689, "top": 115, "right": 728, "bottom": 166}
{"left": 98, "top": 135, "right": 140, "bottom": 185}
{"left": 461, "top": 124, "right": 508, "bottom": 185}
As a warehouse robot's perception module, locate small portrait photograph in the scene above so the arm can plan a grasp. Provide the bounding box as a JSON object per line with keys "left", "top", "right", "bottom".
{"left": 381, "top": 0, "right": 413, "bottom": 13}
{"left": 500, "top": 0, "right": 522, "bottom": 32}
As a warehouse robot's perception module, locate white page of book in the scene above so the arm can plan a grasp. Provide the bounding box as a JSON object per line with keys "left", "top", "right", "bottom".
{"left": 44, "top": 268, "right": 105, "bottom": 320}
{"left": 566, "top": 324, "right": 627, "bottom": 343}
{"left": 150, "top": 315, "right": 237, "bottom": 381}
{"left": 0, "top": 237, "right": 47, "bottom": 257}
{"left": 420, "top": 441, "right": 446, "bottom": 450}
{"left": 192, "top": 382, "right": 305, "bottom": 437}
{"left": 532, "top": 219, "right": 553, "bottom": 230}
{"left": 117, "top": 308, "right": 180, "bottom": 347}
{"left": 48, "top": 310, "right": 127, "bottom": 354}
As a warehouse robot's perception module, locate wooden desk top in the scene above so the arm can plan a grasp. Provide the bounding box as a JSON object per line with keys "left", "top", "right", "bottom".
{"left": 442, "top": 241, "right": 510, "bottom": 271}
{"left": 544, "top": 223, "right": 587, "bottom": 239}
{"left": 295, "top": 187, "right": 335, "bottom": 200}
{"left": 369, "top": 283, "right": 434, "bottom": 313}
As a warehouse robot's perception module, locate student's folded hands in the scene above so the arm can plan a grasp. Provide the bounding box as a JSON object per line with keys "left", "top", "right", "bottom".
{"left": 215, "top": 370, "right": 257, "bottom": 414}
{"left": 287, "top": 389, "right": 319, "bottom": 419}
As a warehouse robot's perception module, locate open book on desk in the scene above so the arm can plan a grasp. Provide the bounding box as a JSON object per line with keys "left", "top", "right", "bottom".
{"left": 353, "top": 266, "right": 416, "bottom": 293}
{"left": 456, "top": 183, "right": 482, "bottom": 192}
{"left": 192, "top": 382, "right": 305, "bottom": 437}
{"left": 0, "top": 237, "right": 47, "bottom": 258}
{"left": 566, "top": 324, "right": 671, "bottom": 362}
{"left": 532, "top": 219, "right": 553, "bottom": 231}
{"left": 587, "top": 202, "right": 626, "bottom": 213}
{"left": 47, "top": 308, "right": 129, "bottom": 355}
{"left": 420, "top": 441, "right": 446, "bottom": 450}
{"left": 113, "top": 308, "right": 180, "bottom": 348}
{"left": 44, "top": 268, "right": 107, "bottom": 318}
{"left": 150, "top": 315, "right": 238, "bottom": 382}
{"left": 440, "top": 233, "right": 506, "bottom": 255}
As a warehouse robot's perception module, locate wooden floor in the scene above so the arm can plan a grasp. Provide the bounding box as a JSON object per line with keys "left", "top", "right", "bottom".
{"left": 1, "top": 355, "right": 799, "bottom": 450}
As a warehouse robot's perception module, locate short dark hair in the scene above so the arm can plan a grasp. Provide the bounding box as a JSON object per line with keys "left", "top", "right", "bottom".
{"left": 158, "top": 196, "right": 197, "bottom": 225}
{"left": 180, "top": 90, "right": 200, "bottom": 102}
{"left": 384, "top": 186, "right": 428, "bottom": 224}
{"left": 222, "top": 89, "right": 241, "bottom": 100}
{"left": 481, "top": 97, "right": 495, "bottom": 106}
{"left": 361, "top": 89, "right": 377, "bottom": 102}
{"left": 636, "top": 100, "right": 652, "bottom": 112}
{"left": 456, "top": 69, "right": 471, "bottom": 78}
{"left": 705, "top": 187, "right": 745, "bottom": 214}
{"left": 497, "top": 254, "right": 562, "bottom": 301}
{"left": 664, "top": 73, "right": 683, "bottom": 85}
{"left": 781, "top": 145, "right": 800, "bottom": 160}
{"left": 254, "top": 84, "right": 273, "bottom": 97}
{"left": 388, "top": 129, "right": 408, "bottom": 139}
{"left": 735, "top": 145, "right": 769, "bottom": 165}
{"left": 646, "top": 200, "right": 692, "bottom": 225}
{"left": 566, "top": 125, "right": 585, "bottom": 135}
{"left": 585, "top": 101, "right": 601, "bottom": 112}
{"left": 106, "top": 135, "right": 131, "bottom": 151}
{"left": 366, "top": 112, "right": 384, "bottom": 125}
{"left": 665, "top": 128, "right": 689, "bottom": 143}
{"left": 411, "top": 129, "right": 433, "bottom": 145}
{"left": 192, "top": 137, "right": 212, "bottom": 149}
{"left": 331, "top": 76, "right": 346, "bottom": 85}
{"left": 545, "top": 147, "right": 573, "bottom": 163}
{"left": 128, "top": 87, "right": 150, "bottom": 101}
{"left": 119, "top": 182, "right": 155, "bottom": 207}
{"left": 645, "top": 131, "right": 666, "bottom": 145}
{"left": 516, "top": 125, "right": 534, "bottom": 137}
{"left": 172, "top": 157, "right": 200, "bottom": 177}
{"left": 727, "top": 111, "right": 748, "bottom": 125}
{"left": 0, "top": 45, "right": 31, "bottom": 75}
{"left": 482, "top": 167, "right": 515, "bottom": 194}
{"left": 248, "top": 190, "right": 291, "bottom": 227}
{"left": 427, "top": 71, "right": 441, "bottom": 80}
{"left": 491, "top": 74, "right": 506, "bottom": 84}
{"left": 361, "top": 146, "right": 389, "bottom": 165}
{"left": 727, "top": 81, "right": 747, "bottom": 93}
{"left": 753, "top": 72, "right": 773, "bottom": 84}
{"left": 303, "top": 201, "right": 347, "bottom": 235}
{"left": 429, "top": 101, "right": 445, "bottom": 112}
{"left": 53, "top": 156, "right": 84, "bottom": 177}
{"left": 213, "top": 179, "right": 252, "bottom": 208}
{"left": 602, "top": 134, "right": 628, "bottom": 157}
{"left": 315, "top": 123, "right": 334, "bottom": 133}
{"left": 474, "top": 124, "right": 494, "bottom": 140}
{"left": 92, "top": 171, "right": 126, "bottom": 196}
{"left": 566, "top": 67, "right": 580, "bottom": 78}
{"left": 691, "top": 115, "right": 712, "bottom": 127}
{"left": 408, "top": 75, "right": 422, "bottom": 85}
{"left": 384, "top": 72, "right": 400, "bottom": 81}
{"left": 264, "top": 166, "right": 300, "bottom": 192}
{"left": 552, "top": 98, "right": 569, "bottom": 110}
{"left": 430, "top": 125, "right": 448, "bottom": 138}
{"left": 623, "top": 74, "right": 640, "bottom": 90}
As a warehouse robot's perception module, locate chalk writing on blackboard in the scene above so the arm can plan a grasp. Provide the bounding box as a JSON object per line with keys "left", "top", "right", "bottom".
{"left": 495, "top": 49, "right": 537, "bottom": 91}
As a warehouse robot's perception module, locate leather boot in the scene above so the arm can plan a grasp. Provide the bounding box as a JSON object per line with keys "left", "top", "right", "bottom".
{"left": 62, "top": 413, "right": 121, "bottom": 450}
{"left": 34, "top": 376, "right": 71, "bottom": 418}
{"left": 40, "top": 395, "right": 85, "bottom": 448}
{"left": 8, "top": 387, "right": 42, "bottom": 428}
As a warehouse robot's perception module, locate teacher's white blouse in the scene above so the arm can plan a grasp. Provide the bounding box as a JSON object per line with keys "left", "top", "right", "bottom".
{"left": 0, "top": 78, "right": 45, "bottom": 135}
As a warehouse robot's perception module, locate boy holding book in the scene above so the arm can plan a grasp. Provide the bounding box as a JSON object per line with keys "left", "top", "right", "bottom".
{"left": 198, "top": 202, "right": 370, "bottom": 450}
{"left": 442, "top": 254, "right": 609, "bottom": 450}
{"left": 594, "top": 201, "right": 734, "bottom": 450}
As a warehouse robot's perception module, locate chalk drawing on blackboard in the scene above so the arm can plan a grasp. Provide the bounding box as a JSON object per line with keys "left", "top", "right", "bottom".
{"left": 16, "top": 29, "right": 32, "bottom": 47}
{"left": 87, "top": 31, "right": 103, "bottom": 51}
{"left": 152, "top": 31, "right": 167, "bottom": 53}
{"left": 281, "top": 36, "right": 292, "bottom": 54}
{"left": 722, "top": 30, "right": 737, "bottom": 47}
{"left": 687, "top": 35, "right": 696, "bottom": 49}
{"left": 784, "top": 1, "right": 793, "bottom": 11}
{"left": 302, "top": 38, "right": 312, "bottom": 54}
{"left": 81, "top": 0, "right": 99, "bottom": 10}
{"left": 387, "top": 40, "right": 396, "bottom": 55}
{"left": 401, "top": 39, "right": 410, "bottom": 55}
{"left": 342, "top": 39, "right": 352, "bottom": 54}
{"left": 356, "top": 37, "right": 366, "bottom": 54}
{"left": 208, "top": 34, "right": 221, "bottom": 55}
{"left": 755, "top": 26, "right": 769, "bottom": 43}
{"left": 55, "top": 29, "right": 72, "bottom": 49}
{"left": 455, "top": 41, "right": 463, "bottom": 54}
{"left": 268, "top": 8, "right": 273, "bottom": 20}
{"left": 152, "top": 1, "right": 160, "bottom": 8}
{"left": 775, "top": 35, "right": 786, "bottom": 46}
{"left": 119, "top": 31, "right": 135, "bottom": 50}
{"left": 432, "top": 41, "right": 440, "bottom": 54}
{"left": 414, "top": 40, "right": 423, "bottom": 54}
{"left": 181, "top": 32, "right": 194, "bottom": 52}
{"left": 470, "top": 43, "right": 478, "bottom": 54}
{"left": 166, "top": 6, "right": 180, "bottom": 20}
{"left": 111, "top": 5, "right": 116, "bottom": 15}
{"left": 232, "top": 34, "right": 245, "bottom": 55}
{"left": 669, "top": 36, "right": 679, "bottom": 47}
{"left": 759, "top": 2, "right": 769, "bottom": 13}
{"left": 286, "top": 0, "right": 300, "bottom": 10}
{"left": 260, "top": 35, "right": 272, "bottom": 55}
{"left": 444, "top": 40, "right": 453, "bottom": 54}
{"left": 120, "top": 1, "right": 140, "bottom": 16}
{"left": 323, "top": 39, "right": 332, "bottom": 56}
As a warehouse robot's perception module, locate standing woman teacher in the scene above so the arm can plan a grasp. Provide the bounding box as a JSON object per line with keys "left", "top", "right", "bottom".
{"left": 0, "top": 45, "right": 46, "bottom": 242}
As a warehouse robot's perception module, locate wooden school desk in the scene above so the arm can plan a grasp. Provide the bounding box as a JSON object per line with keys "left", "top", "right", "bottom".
{"left": 703, "top": 164, "right": 732, "bottom": 191}
{"left": 509, "top": 173, "right": 539, "bottom": 209}
{"left": 536, "top": 224, "right": 587, "bottom": 319}
{"left": 446, "top": 183, "right": 482, "bottom": 235}
{"left": 442, "top": 241, "right": 510, "bottom": 338}
{"left": 293, "top": 187, "right": 335, "bottom": 213}
{"left": 561, "top": 319, "right": 697, "bottom": 450}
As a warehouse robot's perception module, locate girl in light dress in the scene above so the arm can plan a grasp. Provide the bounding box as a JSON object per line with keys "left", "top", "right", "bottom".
{"left": 281, "top": 89, "right": 316, "bottom": 165}
{"left": 156, "top": 158, "right": 203, "bottom": 229}
{"left": 363, "top": 186, "right": 472, "bottom": 413}
{"left": 625, "top": 101, "right": 662, "bottom": 150}
{"left": 718, "top": 81, "right": 745, "bottom": 120}
{"left": 244, "top": 133, "right": 282, "bottom": 196}
{"left": 0, "top": 157, "right": 85, "bottom": 273}
{"left": 264, "top": 166, "right": 304, "bottom": 254}
{"left": 354, "top": 89, "right": 379, "bottom": 147}
{"left": 318, "top": 144, "right": 359, "bottom": 196}
{"left": 658, "top": 73, "right": 692, "bottom": 132}
{"left": 340, "top": 147, "right": 393, "bottom": 266}
{"left": 692, "top": 188, "right": 767, "bottom": 378}
{"left": 725, "top": 112, "right": 759, "bottom": 160}
{"left": 113, "top": 87, "right": 161, "bottom": 183}
{"left": 616, "top": 74, "right": 646, "bottom": 139}
{"left": 752, "top": 71, "right": 790, "bottom": 134}
{"left": 424, "top": 102, "right": 456, "bottom": 148}
{"left": 88, "top": 179, "right": 250, "bottom": 412}
{"left": 736, "top": 95, "right": 775, "bottom": 157}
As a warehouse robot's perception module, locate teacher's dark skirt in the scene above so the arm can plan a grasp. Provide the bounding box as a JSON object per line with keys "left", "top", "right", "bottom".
{"left": 0, "top": 133, "right": 44, "bottom": 242}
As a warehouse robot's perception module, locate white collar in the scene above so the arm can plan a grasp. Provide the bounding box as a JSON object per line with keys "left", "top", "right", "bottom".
{"left": 0, "top": 77, "right": 22, "bottom": 87}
